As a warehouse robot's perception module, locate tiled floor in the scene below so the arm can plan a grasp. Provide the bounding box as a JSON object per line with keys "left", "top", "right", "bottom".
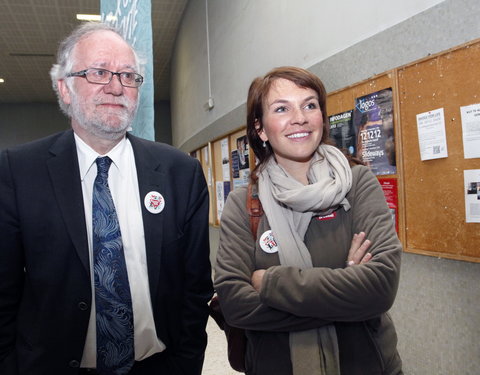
{"left": 202, "top": 317, "right": 240, "bottom": 375}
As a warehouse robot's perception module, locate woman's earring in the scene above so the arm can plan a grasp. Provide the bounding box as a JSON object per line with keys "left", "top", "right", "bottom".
{"left": 262, "top": 141, "right": 266, "bottom": 148}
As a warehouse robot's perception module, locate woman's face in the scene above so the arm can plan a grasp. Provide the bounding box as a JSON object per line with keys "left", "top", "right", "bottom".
{"left": 257, "top": 78, "right": 323, "bottom": 171}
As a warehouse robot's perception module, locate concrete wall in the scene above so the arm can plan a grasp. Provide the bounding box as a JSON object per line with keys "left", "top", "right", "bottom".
{"left": 173, "top": 1, "right": 480, "bottom": 373}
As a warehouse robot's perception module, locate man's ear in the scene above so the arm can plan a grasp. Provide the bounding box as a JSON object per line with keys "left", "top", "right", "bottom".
{"left": 255, "top": 119, "right": 268, "bottom": 142}
{"left": 57, "top": 79, "right": 72, "bottom": 105}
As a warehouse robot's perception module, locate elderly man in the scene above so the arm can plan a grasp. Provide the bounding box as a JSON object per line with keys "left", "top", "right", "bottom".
{"left": 0, "top": 22, "right": 213, "bottom": 375}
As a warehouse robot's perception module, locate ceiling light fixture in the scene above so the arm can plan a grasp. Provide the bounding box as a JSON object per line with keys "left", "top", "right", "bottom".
{"left": 76, "top": 14, "right": 101, "bottom": 22}
{"left": 0, "top": 78, "right": 4, "bottom": 83}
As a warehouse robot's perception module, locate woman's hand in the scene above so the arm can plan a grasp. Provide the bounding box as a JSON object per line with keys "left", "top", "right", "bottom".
{"left": 251, "top": 269, "right": 266, "bottom": 292}
{"left": 346, "top": 232, "right": 372, "bottom": 267}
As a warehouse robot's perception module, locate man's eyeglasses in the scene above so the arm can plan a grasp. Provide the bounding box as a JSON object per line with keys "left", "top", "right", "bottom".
{"left": 66, "top": 68, "right": 144, "bottom": 88}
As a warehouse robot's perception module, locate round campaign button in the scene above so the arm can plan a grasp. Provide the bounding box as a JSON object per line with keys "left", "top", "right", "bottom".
{"left": 144, "top": 191, "right": 165, "bottom": 214}
{"left": 259, "top": 230, "right": 278, "bottom": 253}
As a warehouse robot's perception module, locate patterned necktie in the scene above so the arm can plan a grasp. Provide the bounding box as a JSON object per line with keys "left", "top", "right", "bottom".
{"left": 92, "top": 156, "right": 134, "bottom": 375}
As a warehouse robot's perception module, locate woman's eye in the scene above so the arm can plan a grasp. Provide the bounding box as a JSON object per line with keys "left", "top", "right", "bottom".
{"left": 305, "top": 102, "right": 317, "bottom": 110}
{"left": 274, "top": 106, "right": 287, "bottom": 113}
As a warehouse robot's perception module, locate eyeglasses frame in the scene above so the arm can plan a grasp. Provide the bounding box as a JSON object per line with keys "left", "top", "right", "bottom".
{"left": 66, "top": 68, "right": 144, "bottom": 88}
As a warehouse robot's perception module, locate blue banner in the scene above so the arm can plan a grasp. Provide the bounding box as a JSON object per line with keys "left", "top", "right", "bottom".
{"left": 101, "top": 0, "right": 155, "bottom": 141}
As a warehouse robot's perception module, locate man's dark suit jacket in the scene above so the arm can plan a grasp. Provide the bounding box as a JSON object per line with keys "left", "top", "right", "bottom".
{"left": 0, "top": 130, "right": 214, "bottom": 374}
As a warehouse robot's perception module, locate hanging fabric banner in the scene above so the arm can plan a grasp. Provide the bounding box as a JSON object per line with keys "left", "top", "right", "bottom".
{"left": 101, "top": 0, "right": 155, "bottom": 141}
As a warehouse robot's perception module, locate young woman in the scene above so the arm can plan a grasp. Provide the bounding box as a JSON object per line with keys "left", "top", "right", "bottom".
{"left": 214, "top": 66, "right": 402, "bottom": 375}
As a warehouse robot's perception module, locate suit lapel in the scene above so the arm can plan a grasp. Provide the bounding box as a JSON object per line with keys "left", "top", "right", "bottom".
{"left": 47, "top": 130, "right": 90, "bottom": 273}
{"left": 128, "top": 134, "right": 165, "bottom": 302}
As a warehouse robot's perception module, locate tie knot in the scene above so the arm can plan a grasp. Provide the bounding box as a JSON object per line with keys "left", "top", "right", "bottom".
{"left": 96, "top": 156, "right": 112, "bottom": 178}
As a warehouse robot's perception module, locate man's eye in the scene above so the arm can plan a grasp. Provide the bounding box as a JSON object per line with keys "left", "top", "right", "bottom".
{"left": 274, "top": 106, "right": 287, "bottom": 113}
{"left": 121, "top": 72, "right": 133, "bottom": 80}
{"left": 92, "top": 69, "right": 106, "bottom": 77}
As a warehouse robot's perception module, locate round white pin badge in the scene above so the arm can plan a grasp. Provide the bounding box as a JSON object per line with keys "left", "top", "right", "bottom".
{"left": 259, "top": 230, "right": 278, "bottom": 253}
{"left": 144, "top": 191, "right": 165, "bottom": 214}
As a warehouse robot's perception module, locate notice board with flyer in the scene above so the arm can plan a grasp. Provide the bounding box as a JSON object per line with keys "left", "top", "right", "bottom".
{"left": 326, "top": 38, "right": 480, "bottom": 262}
{"left": 397, "top": 40, "right": 480, "bottom": 262}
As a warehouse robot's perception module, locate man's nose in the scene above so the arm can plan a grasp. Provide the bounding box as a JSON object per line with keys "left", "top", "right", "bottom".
{"left": 103, "top": 74, "right": 123, "bottom": 95}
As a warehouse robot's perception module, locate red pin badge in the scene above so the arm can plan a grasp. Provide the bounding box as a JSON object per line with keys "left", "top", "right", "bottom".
{"left": 144, "top": 191, "right": 165, "bottom": 214}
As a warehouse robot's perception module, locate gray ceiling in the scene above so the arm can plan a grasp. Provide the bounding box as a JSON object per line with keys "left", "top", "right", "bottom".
{"left": 0, "top": 0, "right": 188, "bottom": 103}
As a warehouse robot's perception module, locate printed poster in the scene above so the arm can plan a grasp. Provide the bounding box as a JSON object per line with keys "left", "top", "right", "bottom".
{"left": 236, "top": 135, "right": 249, "bottom": 171}
{"left": 221, "top": 138, "right": 230, "bottom": 181}
{"left": 329, "top": 110, "right": 355, "bottom": 156}
{"left": 379, "top": 178, "right": 399, "bottom": 233}
{"left": 460, "top": 103, "right": 480, "bottom": 159}
{"left": 353, "top": 88, "right": 396, "bottom": 175}
{"left": 231, "top": 135, "right": 250, "bottom": 189}
{"left": 216, "top": 181, "right": 224, "bottom": 221}
{"left": 464, "top": 169, "right": 480, "bottom": 223}
{"left": 216, "top": 181, "right": 231, "bottom": 221}
{"left": 203, "top": 146, "right": 209, "bottom": 164}
{"left": 416, "top": 108, "right": 448, "bottom": 161}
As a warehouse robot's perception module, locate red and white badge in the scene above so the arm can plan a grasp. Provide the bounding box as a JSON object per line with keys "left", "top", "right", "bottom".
{"left": 144, "top": 191, "right": 165, "bottom": 214}
{"left": 259, "top": 230, "right": 278, "bottom": 253}
{"left": 316, "top": 212, "right": 337, "bottom": 221}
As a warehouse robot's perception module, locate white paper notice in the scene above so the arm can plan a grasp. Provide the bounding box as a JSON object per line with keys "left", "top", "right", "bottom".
{"left": 221, "top": 138, "right": 230, "bottom": 181}
{"left": 203, "top": 146, "right": 209, "bottom": 164}
{"left": 416, "top": 108, "right": 448, "bottom": 161}
{"left": 460, "top": 103, "right": 480, "bottom": 159}
{"left": 216, "top": 181, "right": 224, "bottom": 221}
{"left": 464, "top": 169, "right": 480, "bottom": 223}
{"left": 207, "top": 167, "right": 212, "bottom": 187}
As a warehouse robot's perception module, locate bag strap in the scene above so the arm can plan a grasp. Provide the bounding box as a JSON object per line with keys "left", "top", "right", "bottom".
{"left": 247, "top": 183, "right": 263, "bottom": 241}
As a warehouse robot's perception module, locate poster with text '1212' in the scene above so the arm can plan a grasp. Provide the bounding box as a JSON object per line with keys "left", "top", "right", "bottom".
{"left": 353, "top": 88, "right": 396, "bottom": 176}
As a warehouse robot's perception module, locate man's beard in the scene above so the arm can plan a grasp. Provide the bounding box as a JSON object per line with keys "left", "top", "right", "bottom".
{"left": 70, "top": 92, "right": 138, "bottom": 141}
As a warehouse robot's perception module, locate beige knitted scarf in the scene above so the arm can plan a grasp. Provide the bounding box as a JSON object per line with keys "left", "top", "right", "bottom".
{"left": 257, "top": 144, "right": 352, "bottom": 375}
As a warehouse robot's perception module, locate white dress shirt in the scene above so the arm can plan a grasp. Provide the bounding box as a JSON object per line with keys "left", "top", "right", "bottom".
{"left": 74, "top": 134, "right": 166, "bottom": 368}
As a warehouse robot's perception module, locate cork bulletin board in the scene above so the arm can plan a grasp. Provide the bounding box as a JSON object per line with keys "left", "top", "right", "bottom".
{"left": 397, "top": 40, "right": 480, "bottom": 262}
{"left": 325, "top": 39, "right": 480, "bottom": 262}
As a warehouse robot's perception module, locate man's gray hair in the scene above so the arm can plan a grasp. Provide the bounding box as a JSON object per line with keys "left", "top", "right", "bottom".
{"left": 50, "top": 22, "right": 143, "bottom": 116}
